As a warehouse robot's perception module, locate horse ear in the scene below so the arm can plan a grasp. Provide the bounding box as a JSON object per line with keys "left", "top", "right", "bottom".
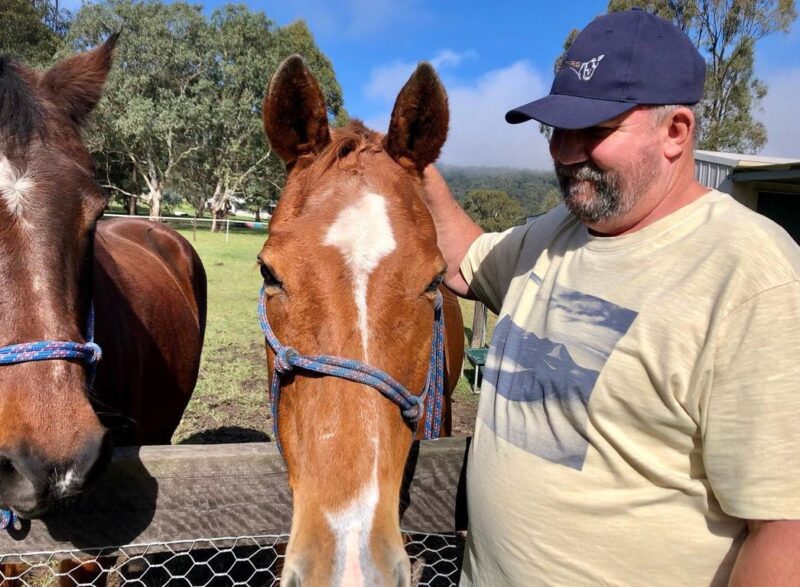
{"left": 262, "top": 55, "right": 331, "bottom": 166}
{"left": 383, "top": 63, "right": 449, "bottom": 174}
{"left": 42, "top": 32, "right": 118, "bottom": 127}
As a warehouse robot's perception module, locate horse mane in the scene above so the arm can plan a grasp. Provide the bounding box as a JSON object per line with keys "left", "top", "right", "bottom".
{"left": 0, "top": 56, "right": 44, "bottom": 152}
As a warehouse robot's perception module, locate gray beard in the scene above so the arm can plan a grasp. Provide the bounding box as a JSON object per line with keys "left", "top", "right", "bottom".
{"left": 555, "top": 157, "right": 657, "bottom": 225}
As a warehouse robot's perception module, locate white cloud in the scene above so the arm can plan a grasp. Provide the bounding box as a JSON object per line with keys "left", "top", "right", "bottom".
{"left": 365, "top": 60, "right": 554, "bottom": 170}
{"left": 430, "top": 49, "right": 476, "bottom": 70}
{"left": 757, "top": 67, "right": 800, "bottom": 160}
{"left": 364, "top": 50, "right": 475, "bottom": 102}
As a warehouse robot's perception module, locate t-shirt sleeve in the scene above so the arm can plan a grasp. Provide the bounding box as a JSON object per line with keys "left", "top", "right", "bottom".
{"left": 703, "top": 280, "right": 800, "bottom": 520}
{"left": 459, "top": 223, "right": 533, "bottom": 315}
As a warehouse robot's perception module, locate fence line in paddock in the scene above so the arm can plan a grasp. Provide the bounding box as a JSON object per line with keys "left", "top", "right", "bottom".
{"left": 101, "top": 214, "right": 270, "bottom": 243}
{"left": 0, "top": 438, "right": 469, "bottom": 586}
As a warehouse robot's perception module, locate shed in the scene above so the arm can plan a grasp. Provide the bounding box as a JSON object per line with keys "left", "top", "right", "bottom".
{"left": 695, "top": 150, "right": 800, "bottom": 243}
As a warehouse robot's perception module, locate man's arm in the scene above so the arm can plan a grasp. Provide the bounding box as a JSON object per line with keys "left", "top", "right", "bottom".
{"left": 422, "top": 165, "right": 484, "bottom": 297}
{"left": 728, "top": 520, "right": 800, "bottom": 586}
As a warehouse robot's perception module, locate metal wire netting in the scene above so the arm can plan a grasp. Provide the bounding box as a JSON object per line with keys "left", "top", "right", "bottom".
{"left": 0, "top": 532, "right": 462, "bottom": 586}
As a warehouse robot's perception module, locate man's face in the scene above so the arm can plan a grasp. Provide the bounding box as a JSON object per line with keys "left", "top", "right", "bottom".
{"left": 549, "top": 108, "right": 662, "bottom": 227}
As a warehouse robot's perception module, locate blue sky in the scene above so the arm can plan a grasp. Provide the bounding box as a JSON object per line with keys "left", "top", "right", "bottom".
{"left": 64, "top": 0, "right": 800, "bottom": 169}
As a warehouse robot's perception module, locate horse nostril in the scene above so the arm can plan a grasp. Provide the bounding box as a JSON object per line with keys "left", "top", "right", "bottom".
{"left": 0, "top": 455, "right": 14, "bottom": 475}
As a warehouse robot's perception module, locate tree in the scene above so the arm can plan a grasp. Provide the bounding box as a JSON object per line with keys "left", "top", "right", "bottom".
{"left": 64, "top": 0, "right": 211, "bottom": 219}
{"left": 0, "top": 0, "right": 61, "bottom": 66}
{"left": 463, "top": 189, "right": 525, "bottom": 232}
{"left": 607, "top": 0, "right": 797, "bottom": 152}
{"left": 174, "top": 12, "right": 346, "bottom": 229}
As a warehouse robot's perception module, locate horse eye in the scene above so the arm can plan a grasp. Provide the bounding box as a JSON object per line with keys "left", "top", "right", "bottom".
{"left": 260, "top": 263, "right": 283, "bottom": 288}
{"left": 426, "top": 273, "right": 444, "bottom": 293}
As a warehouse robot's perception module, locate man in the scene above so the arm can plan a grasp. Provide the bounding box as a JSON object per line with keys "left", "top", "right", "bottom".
{"left": 423, "top": 9, "right": 800, "bottom": 586}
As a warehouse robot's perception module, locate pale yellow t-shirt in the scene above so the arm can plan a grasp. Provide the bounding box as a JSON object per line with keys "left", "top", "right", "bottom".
{"left": 458, "top": 190, "right": 800, "bottom": 586}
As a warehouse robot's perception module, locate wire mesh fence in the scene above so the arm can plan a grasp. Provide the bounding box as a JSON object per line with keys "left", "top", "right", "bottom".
{"left": 0, "top": 531, "right": 462, "bottom": 586}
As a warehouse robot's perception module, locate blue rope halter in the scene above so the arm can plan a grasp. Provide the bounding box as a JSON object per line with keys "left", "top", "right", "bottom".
{"left": 258, "top": 285, "right": 446, "bottom": 455}
{"left": 0, "top": 303, "right": 102, "bottom": 529}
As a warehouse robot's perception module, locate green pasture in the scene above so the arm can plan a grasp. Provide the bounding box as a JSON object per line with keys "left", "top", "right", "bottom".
{"left": 172, "top": 229, "right": 491, "bottom": 443}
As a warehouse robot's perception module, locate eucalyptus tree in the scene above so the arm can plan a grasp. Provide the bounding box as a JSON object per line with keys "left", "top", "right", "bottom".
{"left": 65, "top": 0, "right": 212, "bottom": 219}
{"left": 0, "top": 0, "right": 61, "bottom": 66}
{"left": 197, "top": 12, "right": 346, "bottom": 230}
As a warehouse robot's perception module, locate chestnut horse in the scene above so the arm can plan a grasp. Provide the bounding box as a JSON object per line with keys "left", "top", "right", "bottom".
{"left": 0, "top": 36, "right": 206, "bottom": 522}
{"left": 259, "top": 56, "right": 464, "bottom": 586}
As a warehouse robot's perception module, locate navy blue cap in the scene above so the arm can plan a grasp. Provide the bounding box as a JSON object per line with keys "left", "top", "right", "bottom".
{"left": 506, "top": 9, "right": 706, "bottom": 129}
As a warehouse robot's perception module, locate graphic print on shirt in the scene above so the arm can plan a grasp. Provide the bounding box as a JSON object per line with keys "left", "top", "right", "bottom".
{"left": 480, "top": 272, "right": 637, "bottom": 470}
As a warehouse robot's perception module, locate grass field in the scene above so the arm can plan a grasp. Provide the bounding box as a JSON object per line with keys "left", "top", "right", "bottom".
{"left": 172, "top": 229, "right": 493, "bottom": 443}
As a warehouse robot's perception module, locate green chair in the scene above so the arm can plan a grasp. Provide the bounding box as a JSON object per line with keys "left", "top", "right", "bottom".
{"left": 464, "top": 347, "right": 489, "bottom": 393}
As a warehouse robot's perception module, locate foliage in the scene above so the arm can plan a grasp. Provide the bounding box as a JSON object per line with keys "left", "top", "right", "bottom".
{"left": 61, "top": 1, "right": 344, "bottom": 222}
{"left": 607, "top": 0, "right": 797, "bottom": 152}
{"left": 184, "top": 11, "right": 346, "bottom": 228}
{"left": 64, "top": 0, "right": 212, "bottom": 218}
{"left": 462, "top": 189, "right": 525, "bottom": 232}
{"left": 440, "top": 164, "right": 560, "bottom": 217}
{"left": 0, "top": 0, "right": 61, "bottom": 66}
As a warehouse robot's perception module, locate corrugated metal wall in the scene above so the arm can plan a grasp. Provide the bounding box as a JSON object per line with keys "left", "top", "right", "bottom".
{"left": 695, "top": 159, "right": 732, "bottom": 189}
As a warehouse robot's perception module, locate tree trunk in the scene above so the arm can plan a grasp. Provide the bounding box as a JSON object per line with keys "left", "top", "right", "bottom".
{"left": 211, "top": 209, "right": 226, "bottom": 232}
{"left": 128, "top": 195, "right": 137, "bottom": 215}
{"left": 255, "top": 208, "right": 261, "bottom": 222}
{"left": 149, "top": 188, "right": 162, "bottom": 220}
{"left": 210, "top": 186, "right": 233, "bottom": 233}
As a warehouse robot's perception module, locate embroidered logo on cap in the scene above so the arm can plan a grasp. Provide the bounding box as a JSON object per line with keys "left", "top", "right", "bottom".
{"left": 563, "top": 55, "right": 605, "bottom": 81}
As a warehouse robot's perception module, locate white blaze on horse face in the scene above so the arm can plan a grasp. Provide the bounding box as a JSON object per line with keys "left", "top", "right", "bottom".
{"left": 325, "top": 441, "right": 380, "bottom": 587}
{"left": 0, "top": 155, "right": 33, "bottom": 222}
{"left": 323, "top": 192, "right": 396, "bottom": 359}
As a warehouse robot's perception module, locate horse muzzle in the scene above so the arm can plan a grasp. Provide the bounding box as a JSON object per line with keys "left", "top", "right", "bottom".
{"left": 0, "top": 429, "right": 112, "bottom": 518}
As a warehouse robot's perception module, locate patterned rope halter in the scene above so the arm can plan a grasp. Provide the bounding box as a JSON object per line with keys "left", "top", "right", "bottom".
{"left": 258, "top": 285, "right": 446, "bottom": 455}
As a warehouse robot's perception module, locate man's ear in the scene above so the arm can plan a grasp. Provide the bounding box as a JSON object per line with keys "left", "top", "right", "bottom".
{"left": 663, "top": 106, "right": 695, "bottom": 159}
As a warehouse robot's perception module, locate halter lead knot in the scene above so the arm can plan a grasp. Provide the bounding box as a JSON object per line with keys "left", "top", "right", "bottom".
{"left": 85, "top": 341, "right": 103, "bottom": 364}
{"left": 275, "top": 347, "right": 298, "bottom": 373}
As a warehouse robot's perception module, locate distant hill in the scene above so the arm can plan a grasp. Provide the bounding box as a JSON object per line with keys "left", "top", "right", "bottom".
{"left": 439, "top": 164, "right": 559, "bottom": 217}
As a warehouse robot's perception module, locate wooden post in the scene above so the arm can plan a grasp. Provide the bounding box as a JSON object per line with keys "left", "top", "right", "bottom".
{"left": 470, "top": 301, "right": 488, "bottom": 348}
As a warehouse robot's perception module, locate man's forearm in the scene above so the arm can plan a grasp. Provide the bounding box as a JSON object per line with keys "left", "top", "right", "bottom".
{"left": 423, "top": 165, "right": 483, "bottom": 297}
{"left": 728, "top": 520, "right": 800, "bottom": 586}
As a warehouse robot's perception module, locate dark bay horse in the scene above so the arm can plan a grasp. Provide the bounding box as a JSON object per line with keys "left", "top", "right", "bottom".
{"left": 0, "top": 36, "right": 206, "bottom": 520}
{"left": 260, "top": 56, "right": 464, "bottom": 586}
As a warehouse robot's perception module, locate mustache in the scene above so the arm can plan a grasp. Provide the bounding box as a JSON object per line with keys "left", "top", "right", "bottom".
{"left": 554, "top": 161, "right": 605, "bottom": 181}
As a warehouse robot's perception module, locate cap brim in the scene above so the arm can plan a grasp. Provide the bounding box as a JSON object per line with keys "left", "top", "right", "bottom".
{"left": 505, "top": 94, "right": 637, "bottom": 129}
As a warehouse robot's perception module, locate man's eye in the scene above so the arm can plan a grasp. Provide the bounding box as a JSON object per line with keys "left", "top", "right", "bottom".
{"left": 587, "top": 126, "right": 615, "bottom": 137}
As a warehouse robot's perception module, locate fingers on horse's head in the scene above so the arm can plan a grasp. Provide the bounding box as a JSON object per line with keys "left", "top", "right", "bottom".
{"left": 262, "top": 54, "right": 331, "bottom": 166}
{"left": 42, "top": 32, "right": 118, "bottom": 127}
{"left": 384, "top": 62, "right": 449, "bottom": 174}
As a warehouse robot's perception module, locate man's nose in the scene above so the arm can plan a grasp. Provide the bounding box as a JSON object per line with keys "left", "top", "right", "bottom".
{"left": 549, "top": 129, "right": 588, "bottom": 166}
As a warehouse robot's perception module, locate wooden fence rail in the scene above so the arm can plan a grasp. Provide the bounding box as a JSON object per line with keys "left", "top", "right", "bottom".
{"left": 0, "top": 437, "right": 470, "bottom": 559}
